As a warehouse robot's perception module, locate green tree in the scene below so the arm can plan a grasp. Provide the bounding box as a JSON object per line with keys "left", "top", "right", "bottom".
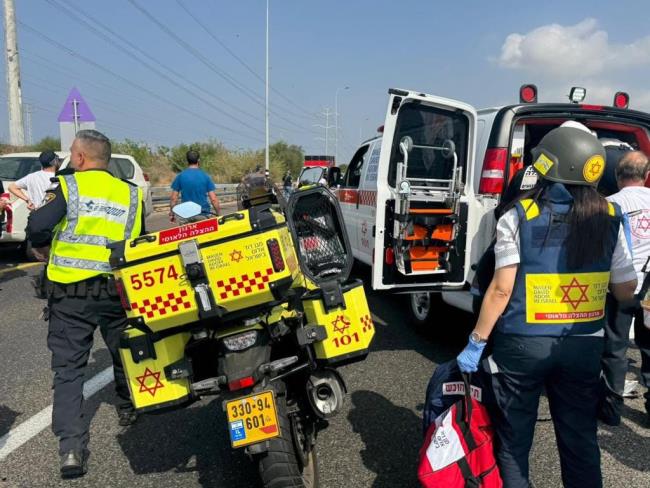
{"left": 31, "top": 136, "right": 61, "bottom": 152}
{"left": 268, "top": 141, "right": 304, "bottom": 181}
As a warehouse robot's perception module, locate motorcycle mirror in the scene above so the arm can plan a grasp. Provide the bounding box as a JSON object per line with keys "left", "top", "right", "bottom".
{"left": 173, "top": 201, "right": 202, "bottom": 219}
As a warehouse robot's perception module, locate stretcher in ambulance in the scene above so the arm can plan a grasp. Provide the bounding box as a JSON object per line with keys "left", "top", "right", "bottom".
{"left": 338, "top": 89, "right": 480, "bottom": 294}
{"left": 338, "top": 86, "right": 650, "bottom": 324}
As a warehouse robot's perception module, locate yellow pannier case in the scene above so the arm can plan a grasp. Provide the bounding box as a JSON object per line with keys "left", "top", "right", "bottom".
{"left": 109, "top": 205, "right": 300, "bottom": 334}
{"left": 119, "top": 326, "right": 192, "bottom": 412}
{"left": 302, "top": 280, "right": 374, "bottom": 365}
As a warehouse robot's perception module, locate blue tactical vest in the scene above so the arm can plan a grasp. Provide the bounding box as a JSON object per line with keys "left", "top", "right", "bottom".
{"left": 497, "top": 183, "right": 621, "bottom": 337}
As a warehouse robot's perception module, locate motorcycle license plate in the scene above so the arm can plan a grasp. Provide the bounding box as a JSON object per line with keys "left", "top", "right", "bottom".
{"left": 225, "top": 390, "right": 280, "bottom": 448}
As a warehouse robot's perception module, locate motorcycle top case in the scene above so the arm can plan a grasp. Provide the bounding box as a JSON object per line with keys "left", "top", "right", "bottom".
{"left": 109, "top": 205, "right": 300, "bottom": 332}
{"left": 119, "top": 326, "right": 192, "bottom": 412}
{"left": 302, "top": 279, "right": 375, "bottom": 365}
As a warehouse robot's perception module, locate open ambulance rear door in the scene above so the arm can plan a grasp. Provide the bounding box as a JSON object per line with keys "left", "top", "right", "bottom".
{"left": 372, "top": 88, "right": 478, "bottom": 291}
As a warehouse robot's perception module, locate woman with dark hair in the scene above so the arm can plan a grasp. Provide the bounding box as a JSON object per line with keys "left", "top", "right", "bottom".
{"left": 456, "top": 126, "right": 638, "bottom": 488}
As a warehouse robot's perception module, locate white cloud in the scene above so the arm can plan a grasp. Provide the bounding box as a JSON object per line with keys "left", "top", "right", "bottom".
{"left": 498, "top": 18, "right": 650, "bottom": 77}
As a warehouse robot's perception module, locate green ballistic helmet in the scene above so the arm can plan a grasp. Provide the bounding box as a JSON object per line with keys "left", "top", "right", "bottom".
{"left": 531, "top": 127, "right": 606, "bottom": 187}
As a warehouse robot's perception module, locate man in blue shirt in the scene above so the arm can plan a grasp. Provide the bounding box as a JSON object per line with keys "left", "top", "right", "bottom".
{"left": 169, "top": 150, "right": 220, "bottom": 219}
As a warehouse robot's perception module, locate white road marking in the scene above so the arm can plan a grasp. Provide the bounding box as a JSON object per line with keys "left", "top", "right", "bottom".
{"left": 0, "top": 366, "right": 114, "bottom": 460}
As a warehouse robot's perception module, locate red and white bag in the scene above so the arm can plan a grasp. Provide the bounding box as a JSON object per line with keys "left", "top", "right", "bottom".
{"left": 418, "top": 375, "right": 502, "bottom": 487}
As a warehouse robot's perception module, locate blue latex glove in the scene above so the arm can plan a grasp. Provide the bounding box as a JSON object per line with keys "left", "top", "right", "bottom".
{"left": 456, "top": 335, "right": 487, "bottom": 373}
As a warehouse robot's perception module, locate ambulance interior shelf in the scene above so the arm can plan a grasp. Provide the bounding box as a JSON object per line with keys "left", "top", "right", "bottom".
{"left": 392, "top": 136, "right": 462, "bottom": 276}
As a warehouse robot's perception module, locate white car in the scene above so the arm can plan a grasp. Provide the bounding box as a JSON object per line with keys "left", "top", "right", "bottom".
{"left": 337, "top": 86, "right": 650, "bottom": 325}
{"left": 0, "top": 152, "right": 152, "bottom": 255}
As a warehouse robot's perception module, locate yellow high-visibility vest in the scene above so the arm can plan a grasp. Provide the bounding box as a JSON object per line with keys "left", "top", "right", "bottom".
{"left": 48, "top": 170, "right": 142, "bottom": 284}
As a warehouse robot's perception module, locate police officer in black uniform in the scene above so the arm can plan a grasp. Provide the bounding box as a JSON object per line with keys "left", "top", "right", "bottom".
{"left": 27, "top": 130, "right": 145, "bottom": 478}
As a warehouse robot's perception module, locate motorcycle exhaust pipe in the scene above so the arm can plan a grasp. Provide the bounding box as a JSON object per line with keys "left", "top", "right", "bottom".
{"left": 306, "top": 370, "right": 346, "bottom": 418}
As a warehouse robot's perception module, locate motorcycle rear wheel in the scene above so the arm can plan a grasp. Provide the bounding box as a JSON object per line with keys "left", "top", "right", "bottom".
{"left": 257, "top": 396, "right": 319, "bottom": 488}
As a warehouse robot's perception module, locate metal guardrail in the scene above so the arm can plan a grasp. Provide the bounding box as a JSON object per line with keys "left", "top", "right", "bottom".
{"left": 151, "top": 184, "right": 239, "bottom": 207}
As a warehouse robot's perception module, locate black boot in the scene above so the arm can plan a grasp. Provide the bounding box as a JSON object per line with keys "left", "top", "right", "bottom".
{"left": 60, "top": 450, "right": 87, "bottom": 478}
{"left": 598, "top": 392, "right": 623, "bottom": 426}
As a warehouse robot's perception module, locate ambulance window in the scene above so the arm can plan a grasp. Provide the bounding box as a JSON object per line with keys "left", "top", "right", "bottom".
{"left": 343, "top": 145, "right": 370, "bottom": 188}
{"left": 388, "top": 102, "right": 469, "bottom": 187}
{"left": 364, "top": 144, "right": 381, "bottom": 184}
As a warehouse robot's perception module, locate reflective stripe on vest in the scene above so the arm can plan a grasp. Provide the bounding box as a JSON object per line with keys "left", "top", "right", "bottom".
{"left": 50, "top": 255, "right": 112, "bottom": 273}
{"left": 48, "top": 171, "right": 142, "bottom": 284}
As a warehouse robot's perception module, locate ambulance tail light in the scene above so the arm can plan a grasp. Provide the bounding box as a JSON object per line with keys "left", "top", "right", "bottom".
{"left": 115, "top": 278, "right": 132, "bottom": 311}
{"left": 479, "top": 148, "right": 507, "bottom": 194}
{"left": 143, "top": 172, "right": 150, "bottom": 182}
{"left": 266, "top": 238, "right": 285, "bottom": 272}
{"left": 385, "top": 247, "right": 395, "bottom": 266}
{"left": 614, "top": 92, "right": 630, "bottom": 109}
{"left": 519, "top": 84, "right": 537, "bottom": 103}
{"left": 228, "top": 376, "right": 255, "bottom": 391}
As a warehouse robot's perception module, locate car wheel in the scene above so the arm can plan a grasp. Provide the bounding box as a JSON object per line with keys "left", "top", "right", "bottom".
{"left": 409, "top": 292, "right": 436, "bottom": 327}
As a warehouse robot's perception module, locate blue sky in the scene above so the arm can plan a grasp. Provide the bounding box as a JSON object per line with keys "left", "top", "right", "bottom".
{"left": 3, "top": 0, "right": 650, "bottom": 163}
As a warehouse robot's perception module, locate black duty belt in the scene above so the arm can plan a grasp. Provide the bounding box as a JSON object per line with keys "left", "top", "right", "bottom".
{"left": 48, "top": 275, "right": 118, "bottom": 299}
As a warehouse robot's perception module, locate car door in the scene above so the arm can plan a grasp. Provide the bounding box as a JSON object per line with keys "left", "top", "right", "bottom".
{"left": 372, "top": 89, "right": 478, "bottom": 291}
{"left": 356, "top": 140, "right": 380, "bottom": 264}
{"left": 338, "top": 144, "right": 371, "bottom": 258}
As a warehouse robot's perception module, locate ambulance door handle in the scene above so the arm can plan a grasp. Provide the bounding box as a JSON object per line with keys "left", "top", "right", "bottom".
{"left": 130, "top": 235, "right": 157, "bottom": 247}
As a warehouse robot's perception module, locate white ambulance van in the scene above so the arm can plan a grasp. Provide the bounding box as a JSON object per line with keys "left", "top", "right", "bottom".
{"left": 337, "top": 86, "right": 650, "bottom": 325}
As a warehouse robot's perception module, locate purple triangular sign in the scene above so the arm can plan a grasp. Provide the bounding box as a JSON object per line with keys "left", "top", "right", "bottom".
{"left": 57, "top": 87, "right": 96, "bottom": 123}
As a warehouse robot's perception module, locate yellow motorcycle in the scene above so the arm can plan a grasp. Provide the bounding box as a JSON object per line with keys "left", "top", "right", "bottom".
{"left": 108, "top": 184, "right": 374, "bottom": 487}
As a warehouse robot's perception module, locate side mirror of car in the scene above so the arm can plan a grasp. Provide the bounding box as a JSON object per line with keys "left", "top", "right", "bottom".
{"left": 172, "top": 201, "right": 202, "bottom": 219}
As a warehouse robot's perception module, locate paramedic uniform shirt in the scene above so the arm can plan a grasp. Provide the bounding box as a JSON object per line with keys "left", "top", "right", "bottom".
{"left": 171, "top": 168, "right": 216, "bottom": 214}
{"left": 15, "top": 170, "right": 56, "bottom": 208}
{"left": 494, "top": 206, "right": 636, "bottom": 336}
{"left": 607, "top": 186, "right": 650, "bottom": 293}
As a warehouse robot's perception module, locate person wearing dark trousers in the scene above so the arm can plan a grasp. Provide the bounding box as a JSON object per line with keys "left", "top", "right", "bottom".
{"left": 601, "top": 151, "right": 650, "bottom": 425}
{"left": 456, "top": 125, "right": 637, "bottom": 488}
{"left": 26, "top": 130, "right": 144, "bottom": 478}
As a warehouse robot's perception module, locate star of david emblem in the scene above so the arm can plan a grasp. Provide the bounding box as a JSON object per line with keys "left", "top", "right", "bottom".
{"left": 331, "top": 315, "right": 351, "bottom": 334}
{"left": 361, "top": 221, "right": 368, "bottom": 235}
{"left": 588, "top": 161, "right": 602, "bottom": 177}
{"left": 136, "top": 367, "right": 165, "bottom": 397}
{"left": 560, "top": 277, "right": 590, "bottom": 310}
{"left": 230, "top": 249, "right": 243, "bottom": 263}
{"left": 636, "top": 216, "right": 650, "bottom": 233}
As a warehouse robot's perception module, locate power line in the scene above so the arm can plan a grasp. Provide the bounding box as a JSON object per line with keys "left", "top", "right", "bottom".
{"left": 45, "top": 0, "right": 264, "bottom": 137}
{"left": 125, "top": 0, "right": 264, "bottom": 107}
{"left": 125, "top": 0, "right": 320, "bottom": 136}
{"left": 177, "top": 0, "right": 319, "bottom": 121}
{"left": 53, "top": 0, "right": 265, "bottom": 126}
{"left": 22, "top": 76, "right": 205, "bottom": 138}
{"left": 18, "top": 20, "right": 263, "bottom": 145}
{"left": 21, "top": 98, "right": 165, "bottom": 143}
{"left": 54, "top": 0, "right": 313, "bottom": 136}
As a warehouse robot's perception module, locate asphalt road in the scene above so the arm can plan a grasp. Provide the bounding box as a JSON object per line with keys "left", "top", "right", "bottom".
{"left": 0, "top": 209, "right": 649, "bottom": 487}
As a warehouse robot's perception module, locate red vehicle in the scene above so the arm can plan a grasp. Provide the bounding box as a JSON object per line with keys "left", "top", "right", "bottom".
{"left": 298, "top": 156, "right": 341, "bottom": 187}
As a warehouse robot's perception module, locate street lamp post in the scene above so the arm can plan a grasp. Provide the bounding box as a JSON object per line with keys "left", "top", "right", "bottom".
{"left": 265, "top": 0, "right": 270, "bottom": 172}
{"left": 335, "top": 86, "right": 349, "bottom": 163}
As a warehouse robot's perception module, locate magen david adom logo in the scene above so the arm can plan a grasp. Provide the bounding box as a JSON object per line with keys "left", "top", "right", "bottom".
{"left": 583, "top": 155, "right": 605, "bottom": 183}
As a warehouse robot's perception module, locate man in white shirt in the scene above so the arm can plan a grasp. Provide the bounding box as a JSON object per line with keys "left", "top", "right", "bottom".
{"left": 601, "top": 150, "right": 650, "bottom": 426}
{"left": 8, "top": 151, "right": 60, "bottom": 210}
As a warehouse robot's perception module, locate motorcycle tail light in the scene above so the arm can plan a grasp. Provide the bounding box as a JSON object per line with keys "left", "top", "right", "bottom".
{"left": 267, "top": 238, "right": 285, "bottom": 272}
{"left": 228, "top": 376, "right": 255, "bottom": 391}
